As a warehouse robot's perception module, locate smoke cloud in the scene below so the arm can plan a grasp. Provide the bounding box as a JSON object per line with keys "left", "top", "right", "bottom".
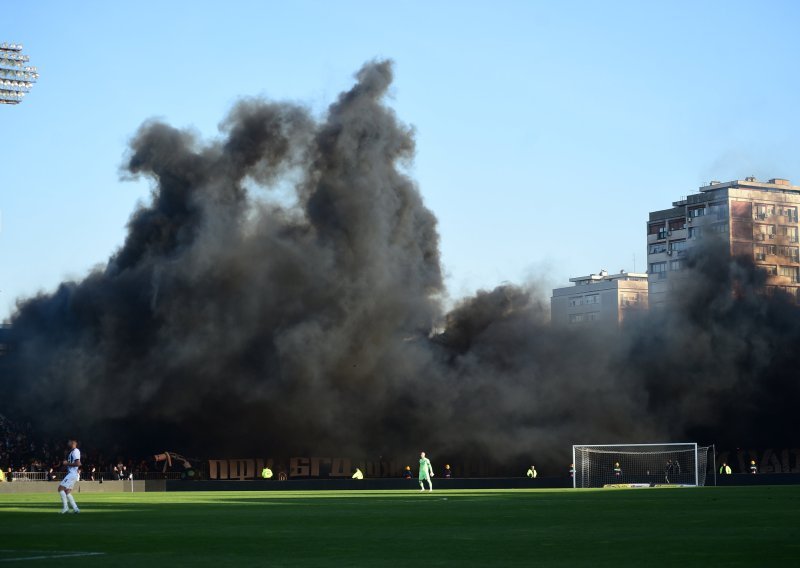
{"left": 2, "top": 61, "right": 799, "bottom": 471}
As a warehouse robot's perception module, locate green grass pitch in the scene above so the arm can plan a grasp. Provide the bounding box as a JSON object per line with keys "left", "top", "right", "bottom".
{"left": 1, "top": 487, "right": 798, "bottom": 566}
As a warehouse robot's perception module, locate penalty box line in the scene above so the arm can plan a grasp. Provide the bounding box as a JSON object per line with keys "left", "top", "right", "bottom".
{"left": 0, "top": 550, "right": 105, "bottom": 562}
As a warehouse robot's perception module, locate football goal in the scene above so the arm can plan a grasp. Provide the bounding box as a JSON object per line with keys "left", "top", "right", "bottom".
{"left": 572, "top": 443, "right": 714, "bottom": 488}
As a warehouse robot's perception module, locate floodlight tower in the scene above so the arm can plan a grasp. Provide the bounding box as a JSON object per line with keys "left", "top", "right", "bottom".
{"left": 0, "top": 42, "right": 39, "bottom": 105}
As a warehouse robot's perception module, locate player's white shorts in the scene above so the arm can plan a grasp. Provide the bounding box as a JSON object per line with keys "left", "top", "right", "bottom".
{"left": 60, "top": 472, "right": 79, "bottom": 490}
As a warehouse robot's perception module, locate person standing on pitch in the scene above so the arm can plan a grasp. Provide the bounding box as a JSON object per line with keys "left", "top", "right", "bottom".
{"left": 664, "top": 459, "right": 674, "bottom": 484}
{"left": 58, "top": 439, "right": 81, "bottom": 514}
{"left": 418, "top": 451, "right": 434, "bottom": 491}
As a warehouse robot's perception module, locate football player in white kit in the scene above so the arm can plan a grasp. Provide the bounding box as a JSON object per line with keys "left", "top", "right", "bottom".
{"left": 58, "top": 439, "right": 81, "bottom": 514}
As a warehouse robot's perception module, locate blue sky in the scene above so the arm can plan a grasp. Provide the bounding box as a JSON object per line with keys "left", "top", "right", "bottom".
{"left": 2, "top": 0, "right": 799, "bottom": 320}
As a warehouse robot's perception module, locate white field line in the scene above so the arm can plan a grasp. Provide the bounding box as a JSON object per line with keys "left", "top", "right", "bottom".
{"left": 0, "top": 551, "right": 105, "bottom": 562}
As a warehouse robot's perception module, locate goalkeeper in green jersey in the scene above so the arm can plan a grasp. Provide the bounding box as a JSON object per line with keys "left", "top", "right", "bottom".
{"left": 418, "top": 451, "right": 434, "bottom": 491}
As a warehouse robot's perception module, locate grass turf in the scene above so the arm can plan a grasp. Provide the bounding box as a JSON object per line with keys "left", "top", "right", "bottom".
{"left": 0, "top": 487, "right": 798, "bottom": 566}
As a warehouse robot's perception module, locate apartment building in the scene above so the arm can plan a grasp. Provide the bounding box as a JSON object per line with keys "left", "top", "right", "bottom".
{"left": 647, "top": 177, "right": 800, "bottom": 307}
{"left": 551, "top": 269, "right": 649, "bottom": 327}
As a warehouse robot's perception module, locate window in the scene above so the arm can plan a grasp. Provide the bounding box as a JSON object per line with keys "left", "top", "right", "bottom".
{"left": 670, "top": 259, "right": 685, "bottom": 271}
{"left": 709, "top": 222, "right": 729, "bottom": 235}
{"left": 620, "top": 293, "right": 639, "bottom": 306}
{"left": 777, "top": 206, "right": 798, "bottom": 222}
{"left": 568, "top": 296, "right": 583, "bottom": 307}
{"left": 650, "top": 261, "right": 667, "bottom": 279}
{"left": 584, "top": 294, "right": 600, "bottom": 305}
{"left": 709, "top": 202, "right": 729, "bottom": 220}
{"left": 669, "top": 239, "right": 687, "bottom": 253}
{"left": 759, "top": 264, "right": 778, "bottom": 276}
{"left": 586, "top": 312, "right": 600, "bottom": 322}
{"left": 776, "top": 246, "right": 800, "bottom": 261}
{"left": 778, "top": 226, "right": 798, "bottom": 243}
{"left": 754, "top": 224, "right": 776, "bottom": 240}
{"left": 689, "top": 226, "right": 704, "bottom": 239}
{"left": 756, "top": 244, "right": 778, "bottom": 258}
{"left": 779, "top": 266, "right": 800, "bottom": 282}
{"left": 649, "top": 242, "right": 667, "bottom": 254}
{"left": 754, "top": 203, "right": 775, "bottom": 220}
{"left": 648, "top": 223, "right": 665, "bottom": 236}
{"left": 689, "top": 206, "right": 706, "bottom": 218}
{"left": 569, "top": 314, "right": 585, "bottom": 324}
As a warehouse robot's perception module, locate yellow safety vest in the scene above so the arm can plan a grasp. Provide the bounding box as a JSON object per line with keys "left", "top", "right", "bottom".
{"left": 526, "top": 468, "right": 537, "bottom": 478}
{"left": 0, "top": 469, "right": 5, "bottom": 482}
{"left": 352, "top": 469, "right": 364, "bottom": 480}
{"left": 261, "top": 468, "right": 273, "bottom": 479}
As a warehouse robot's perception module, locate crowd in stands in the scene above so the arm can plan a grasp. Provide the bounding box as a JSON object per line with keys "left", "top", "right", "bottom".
{"left": 0, "top": 413, "right": 151, "bottom": 481}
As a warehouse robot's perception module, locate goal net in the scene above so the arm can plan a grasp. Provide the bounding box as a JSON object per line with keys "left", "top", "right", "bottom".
{"left": 572, "top": 443, "right": 713, "bottom": 488}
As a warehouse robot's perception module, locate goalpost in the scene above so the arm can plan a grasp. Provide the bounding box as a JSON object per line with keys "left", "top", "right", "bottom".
{"left": 572, "top": 443, "right": 714, "bottom": 488}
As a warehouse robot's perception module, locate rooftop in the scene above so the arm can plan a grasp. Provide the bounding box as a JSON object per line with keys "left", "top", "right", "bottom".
{"left": 568, "top": 269, "right": 648, "bottom": 285}
{"left": 699, "top": 177, "right": 800, "bottom": 193}
{"left": 668, "top": 178, "right": 800, "bottom": 207}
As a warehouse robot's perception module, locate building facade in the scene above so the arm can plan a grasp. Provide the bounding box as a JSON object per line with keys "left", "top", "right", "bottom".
{"left": 551, "top": 270, "right": 648, "bottom": 327}
{"left": 647, "top": 177, "right": 800, "bottom": 307}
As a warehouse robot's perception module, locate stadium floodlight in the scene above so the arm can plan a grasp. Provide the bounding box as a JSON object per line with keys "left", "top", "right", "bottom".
{"left": 0, "top": 42, "right": 39, "bottom": 105}
{"left": 572, "top": 443, "right": 714, "bottom": 488}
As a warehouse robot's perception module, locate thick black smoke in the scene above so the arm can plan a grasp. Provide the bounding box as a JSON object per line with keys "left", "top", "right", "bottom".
{"left": 2, "top": 61, "right": 799, "bottom": 470}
